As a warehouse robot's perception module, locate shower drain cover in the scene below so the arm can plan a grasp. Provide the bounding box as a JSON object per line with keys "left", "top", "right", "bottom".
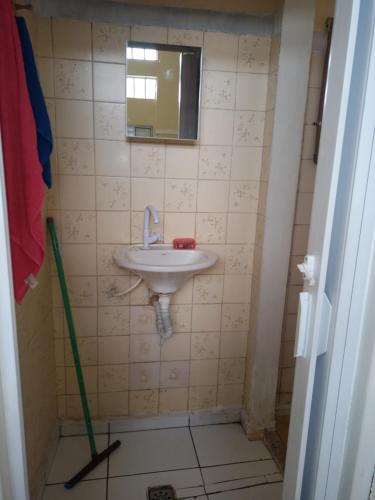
{"left": 147, "top": 485, "right": 177, "bottom": 500}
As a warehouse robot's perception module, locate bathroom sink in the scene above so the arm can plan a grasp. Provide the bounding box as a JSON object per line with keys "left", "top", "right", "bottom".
{"left": 114, "top": 244, "right": 217, "bottom": 293}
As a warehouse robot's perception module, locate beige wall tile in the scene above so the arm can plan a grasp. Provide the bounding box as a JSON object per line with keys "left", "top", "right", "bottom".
{"left": 189, "top": 386, "right": 217, "bottom": 411}
{"left": 229, "top": 181, "right": 259, "bottom": 213}
{"left": 36, "top": 17, "right": 52, "bottom": 57}
{"left": 131, "top": 144, "right": 165, "bottom": 178}
{"left": 200, "top": 109, "right": 234, "bottom": 146}
{"left": 217, "top": 384, "right": 243, "bottom": 408}
{"left": 98, "top": 306, "right": 130, "bottom": 336}
{"left": 295, "top": 193, "right": 313, "bottom": 225}
{"left": 170, "top": 305, "right": 192, "bottom": 333}
{"left": 223, "top": 275, "right": 252, "bottom": 303}
{"left": 129, "top": 362, "right": 160, "bottom": 390}
{"left": 202, "top": 71, "right": 236, "bottom": 109}
{"left": 167, "top": 28, "right": 203, "bottom": 47}
{"left": 93, "top": 62, "right": 126, "bottom": 102}
{"left": 203, "top": 32, "right": 238, "bottom": 72}
{"left": 95, "top": 140, "right": 130, "bottom": 176}
{"left": 94, "top": 102, "right": 126, "bottom": 140}
{"left": 66, "top": 394, "right": 98, "bottom": 419}
{"left": 129, "top": 389, "right": 158, "bottom": 416}
{"left": 54, "top": 60, "right": 92, "bottom": 100}
{"left": 130, "top": 334, "right": 161, "bottom": 362}
{"left": 190, "top": 359, "right": 218, "bottom": 387}
{"left": 199, "top": 146, "right": 231, "bottom": 180}
{"left": 193, "top": 275, "right": 224, "bottom": 304}
{"left": 52, "top": 18, "right": 92, "bottom": 60}
{"left": 56, "top": 100, "right": 93, "bottom": 138}
{"left": 96, "top": 177, "right": 130, "bottom": 211}
{"left": 131, "top": 25, "right": 167, "bottom": 43}
{"left": 98, "top": 276, "right": 130, "bottom": 306}
{"left": 227, "top": 213, "right": 257, "bottom": 244}
{"left": 160, "top": 361, "right": 189, "bottom": 388}
{"left": 161, "top": 334, "right": 191, "bottom": 361}
{"left": 164, "top": 213, "right": 195, "bottom": 242}
{"left": 191, "top": 332, "right": 220, "bottom": 360}
{"left": 196, "top": 213, "right": 227, "bottom": 244}
{"left": 98, "top": 336, "right": 129, "bottom": 365}
{"left": 130, "top": 306, "right": 158, "bottom": 334}
{"left": 61, "top": 211, "right": 96, "bottom": 243}
{"left": 97, "top": 211, "right": 130, "bottom": 243}
{"left": 165, "top": 179, "right": 197, "bottom": 212}
{"left": 236, "top": 73, "right": 268, "bottom": 111}
{"left": 231, "top": 147, "right": 263, "bottom": 181}
{"left": 99, "top": 391, "right": 129, "bottom": 416}
{"left": 65, "top": 337, "right": 97, "bottom": 366}
{"left": 61, "top": 244, "right": 97, "bottom": 276}
{"left": 57, "top": 139, "right": 95, "bottom": 175}
{"left": 97, "top": 244, "right": 129, "bottom": 275}
{"left": 67, "top": 276, "right": 97, "bottom": 307}
{"left": 197, "top": 180, "right": 229, "bottom": 212}
{"left": 221, "top": 304, "right": 250, "bottom": 332}
{"left": 192, "top": 304, "right": 221, "bottom": 332}
{"left": 225, "top": 245, "right": 254, "bottom": 274}
{"left": 159, "top": 388, "right": 188, "bottom": 413}
{"left": 309, "top": 50, "right": 324, "bottom": 88}
{"left": 233, "top": 111, "right": 265, "bottom": 147}
{"left": 93, "top": 23, "right": 130, "bottom": 63}
{"left": 220, "top": 331, "right": 247, "bottom": 358}
{"left": 37, "top": 57, "right": 54, "bottom": 97}
{"left": 98, "top": 364, "right": 129, "bottom": 392}
{"left": 59, "top": 175, "right": 95, "bottom": 210}
{"left": 237, "top": 35, "right": 271, "bottom": 74}
{"left": 66, "top": 366, "right": 97, "bottom": 394}
{"left": 65, "top": 307, "right": 97, "bottom": 338}
{"left": 218, "top": 358, "right": 245, "bottom": 385}
{"left": 165, "top": 146, "right": 199, "bottom": 179}
{"left": 131, "top": 178, "right": 164, "bottom": 211}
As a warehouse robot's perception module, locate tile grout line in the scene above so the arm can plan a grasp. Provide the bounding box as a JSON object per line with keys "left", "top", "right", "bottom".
{"left": 188, "top": 425, "right": 208, "bottom": 498}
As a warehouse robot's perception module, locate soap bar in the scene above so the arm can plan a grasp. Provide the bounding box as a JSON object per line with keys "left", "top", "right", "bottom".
{"left": 173, "top": 238, "right": 196, "bottom": 249}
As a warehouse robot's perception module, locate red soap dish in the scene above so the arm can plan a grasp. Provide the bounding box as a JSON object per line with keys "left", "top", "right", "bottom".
{"left": 173, "top": 238, "right": 196, "bottom": 249}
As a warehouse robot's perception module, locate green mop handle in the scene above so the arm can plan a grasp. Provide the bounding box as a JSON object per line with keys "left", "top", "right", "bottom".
{"left": 47, "top": 218, "right": 97, "bottom": 457}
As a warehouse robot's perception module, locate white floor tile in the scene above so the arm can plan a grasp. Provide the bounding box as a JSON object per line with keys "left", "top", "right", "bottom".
{"left": 109, "top": 428, "right": 198, "bottom": 477}
{"left": 208, "top": 482, "right": 283, "bottom": 499}
{"left": 191, "top": 424, "right": 271, "bottom": 467}
{"left": 108, "top": 469, "right": 203, "bottom": 500}
{"left": 47, "top": 435, "right": 109, "bottom": 484}
{"left": 43, "top": 479, "right": 106, "bottom": 500}
{"left": 201, "top": 460, "right": 279, "bottom": 485}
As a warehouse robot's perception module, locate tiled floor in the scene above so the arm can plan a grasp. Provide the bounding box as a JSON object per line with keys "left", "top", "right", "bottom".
{"left": 43, "top": 423, "right": 283, "bottom": 500}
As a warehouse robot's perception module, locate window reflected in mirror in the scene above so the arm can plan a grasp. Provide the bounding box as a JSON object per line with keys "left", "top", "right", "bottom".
{"left": 126, "top": 41, "right": 202, "bottom": 142}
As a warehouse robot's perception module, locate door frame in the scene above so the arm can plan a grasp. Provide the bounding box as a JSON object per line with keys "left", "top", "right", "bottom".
{"left": 0, "top": 133, "right": 29, "bottom": 499}
{"left": 284, "top": 0, "right": 375, "bottom": 498}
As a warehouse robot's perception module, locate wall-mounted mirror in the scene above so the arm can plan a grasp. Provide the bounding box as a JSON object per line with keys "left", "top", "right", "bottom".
{"left": 126, "top": 41, "right": 202, "bottom": 142}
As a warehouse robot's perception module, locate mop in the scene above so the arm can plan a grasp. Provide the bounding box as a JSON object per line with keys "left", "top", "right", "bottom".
{"left": 47, "top": 217, "right": 121, "bottom": 489}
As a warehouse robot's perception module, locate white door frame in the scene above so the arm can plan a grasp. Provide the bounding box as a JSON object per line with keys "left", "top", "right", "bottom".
{"left": 0, "top": 134, "right": 29, "bottom": 499}
{"left": 283, "top": 0, "right": 363, "bottom": 496}
{"left": 312, "top": 2, "right": 375, "bottom": 497}
{"left": 284, "top": 0, "right": 375, "bottom": 498}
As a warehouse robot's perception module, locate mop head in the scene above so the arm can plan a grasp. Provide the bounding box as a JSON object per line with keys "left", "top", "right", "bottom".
{"left": 64, "top": 440, "right": 121, "bottom": 490}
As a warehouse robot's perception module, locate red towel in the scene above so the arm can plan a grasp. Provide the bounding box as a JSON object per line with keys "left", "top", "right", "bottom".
{"left": 0, "top": 0, "right": 45, "bottom": 303}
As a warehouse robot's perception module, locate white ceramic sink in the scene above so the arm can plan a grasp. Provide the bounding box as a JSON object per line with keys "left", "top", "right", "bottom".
{"left": 114, "top": 244, "right": 217, "bottom": 293}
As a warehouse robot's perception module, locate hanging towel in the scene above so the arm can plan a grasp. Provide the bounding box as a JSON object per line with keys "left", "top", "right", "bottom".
{"left": 0, "top": 0, "right": 45, "bottom": 303}
{"left": 16, "top": 16, "right": 53, "bottom": 188}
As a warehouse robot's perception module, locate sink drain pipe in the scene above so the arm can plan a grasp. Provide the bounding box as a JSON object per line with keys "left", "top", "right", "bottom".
{"left": 152, "top": 294, "right": 173, "bottom": 338}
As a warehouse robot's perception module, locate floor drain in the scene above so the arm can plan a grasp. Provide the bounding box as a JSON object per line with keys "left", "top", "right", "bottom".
{"left": 147, "top": 485, "right": 177, "bottom": 500}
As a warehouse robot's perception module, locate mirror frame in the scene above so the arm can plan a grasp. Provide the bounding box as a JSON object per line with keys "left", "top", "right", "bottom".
{"left": 125, "top": 40, "right": 202, "bottom": 144}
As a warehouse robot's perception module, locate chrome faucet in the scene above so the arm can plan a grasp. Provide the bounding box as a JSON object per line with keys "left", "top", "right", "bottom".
{"left": 143, "top": 205, "right": 160, "bottom": 249}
